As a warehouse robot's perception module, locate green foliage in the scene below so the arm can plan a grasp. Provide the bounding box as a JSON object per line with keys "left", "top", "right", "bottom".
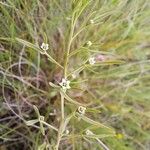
{"left": 0, "top": 0, "right": 150, "bottom": 150}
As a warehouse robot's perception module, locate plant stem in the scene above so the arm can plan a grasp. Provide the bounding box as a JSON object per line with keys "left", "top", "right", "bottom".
{"left": 55, "top": 92, "right": 65, "bottom": 150}
{"left": 55, "top": 128, "right": 62, "bottom": 150}
{"left": 64, "top": 14, "right": 76, "bottom": 78}
{"left": 96, "top": 138, "right": 110, "bottom": 150}
{"left": 55, "top": 16, "right": 76, "bottom": 148}
{"left": 60, "top": 92, "right": 65, "bottom": 120}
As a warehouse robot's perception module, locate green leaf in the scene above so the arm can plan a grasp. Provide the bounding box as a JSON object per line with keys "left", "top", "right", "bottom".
{"left": 76, "top": 113, "right": 115, "bottom": 133}
{"left": 84, "top": 134, "right": 115, "bottom": 139}
{"left": 16, "top": 38, "right": 40, "bottom": 51}
{"left": 60, "top": 90, "right": 86, "bottom": 106}
{"left": 49, "top": 82, "right": 60, "bottom": 88}
{"left": 25, "top": 119, "right": 39, "bottom": 126}
{"left": 62, "top": 113, "right": 74, "bottom": 133}
{"left": 33, "top": 105, "right": 40, "bottom": 117}
{"left": 38, "top": 142, "right": 47, "bottom": 150}
{"left": 16, "top": 38, "right": 63, "bottom": 68}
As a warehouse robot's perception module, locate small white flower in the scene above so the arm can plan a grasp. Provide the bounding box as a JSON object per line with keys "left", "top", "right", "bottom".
{"left": 78, "top": 106, "right": 86, "bottom": 115}
{"left": 49, "top": 109, "right": 56, "bottom": 116}
{"left": 87, "top": 41, "right": 92, "bottom": 47}
{"left": 59, "top": 78, "right": 71, "bottom": 92}
{"left": 89, "top": 57, "right": 96, "bottom": 65}
{"left": 85, "top": 129, "right": 93, "bottom": 135}
{"left": 90, "top": 19, "right": 94, "bottom": 24}
{"left": 39, "top": 116, "right": 44, "bottom": 121}
{"left": 40, "top": 42, "right": 49, "bottom": 51}
{"left": 64, "top": 129, "right": 69, "bottom": 135}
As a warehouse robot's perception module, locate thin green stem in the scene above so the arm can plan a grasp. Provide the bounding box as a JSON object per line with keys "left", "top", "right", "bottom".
{"left": 96, "top": 138, "right": 110, "bottom": 150}
{"left": 55, "top": 92, "right": 65, "bottom": 150}
{"left": 44, "top": 51, "right": 64, "bottom": 69}
{"left": 60, "top": 92, "right": 65, "bottom": 121}
{"left": 55, "top": 129, "right": 62, "bottom": 150}
{"left": 55, "top": 15, "right": 77, "bottom": 148}
{"left": 64, "top": 14, "right": 76, "bottom": 78}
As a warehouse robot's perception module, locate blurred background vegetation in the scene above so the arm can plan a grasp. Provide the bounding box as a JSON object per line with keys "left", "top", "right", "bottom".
{"left": 0, "top": 0, "right": 150, "bottom": 150}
